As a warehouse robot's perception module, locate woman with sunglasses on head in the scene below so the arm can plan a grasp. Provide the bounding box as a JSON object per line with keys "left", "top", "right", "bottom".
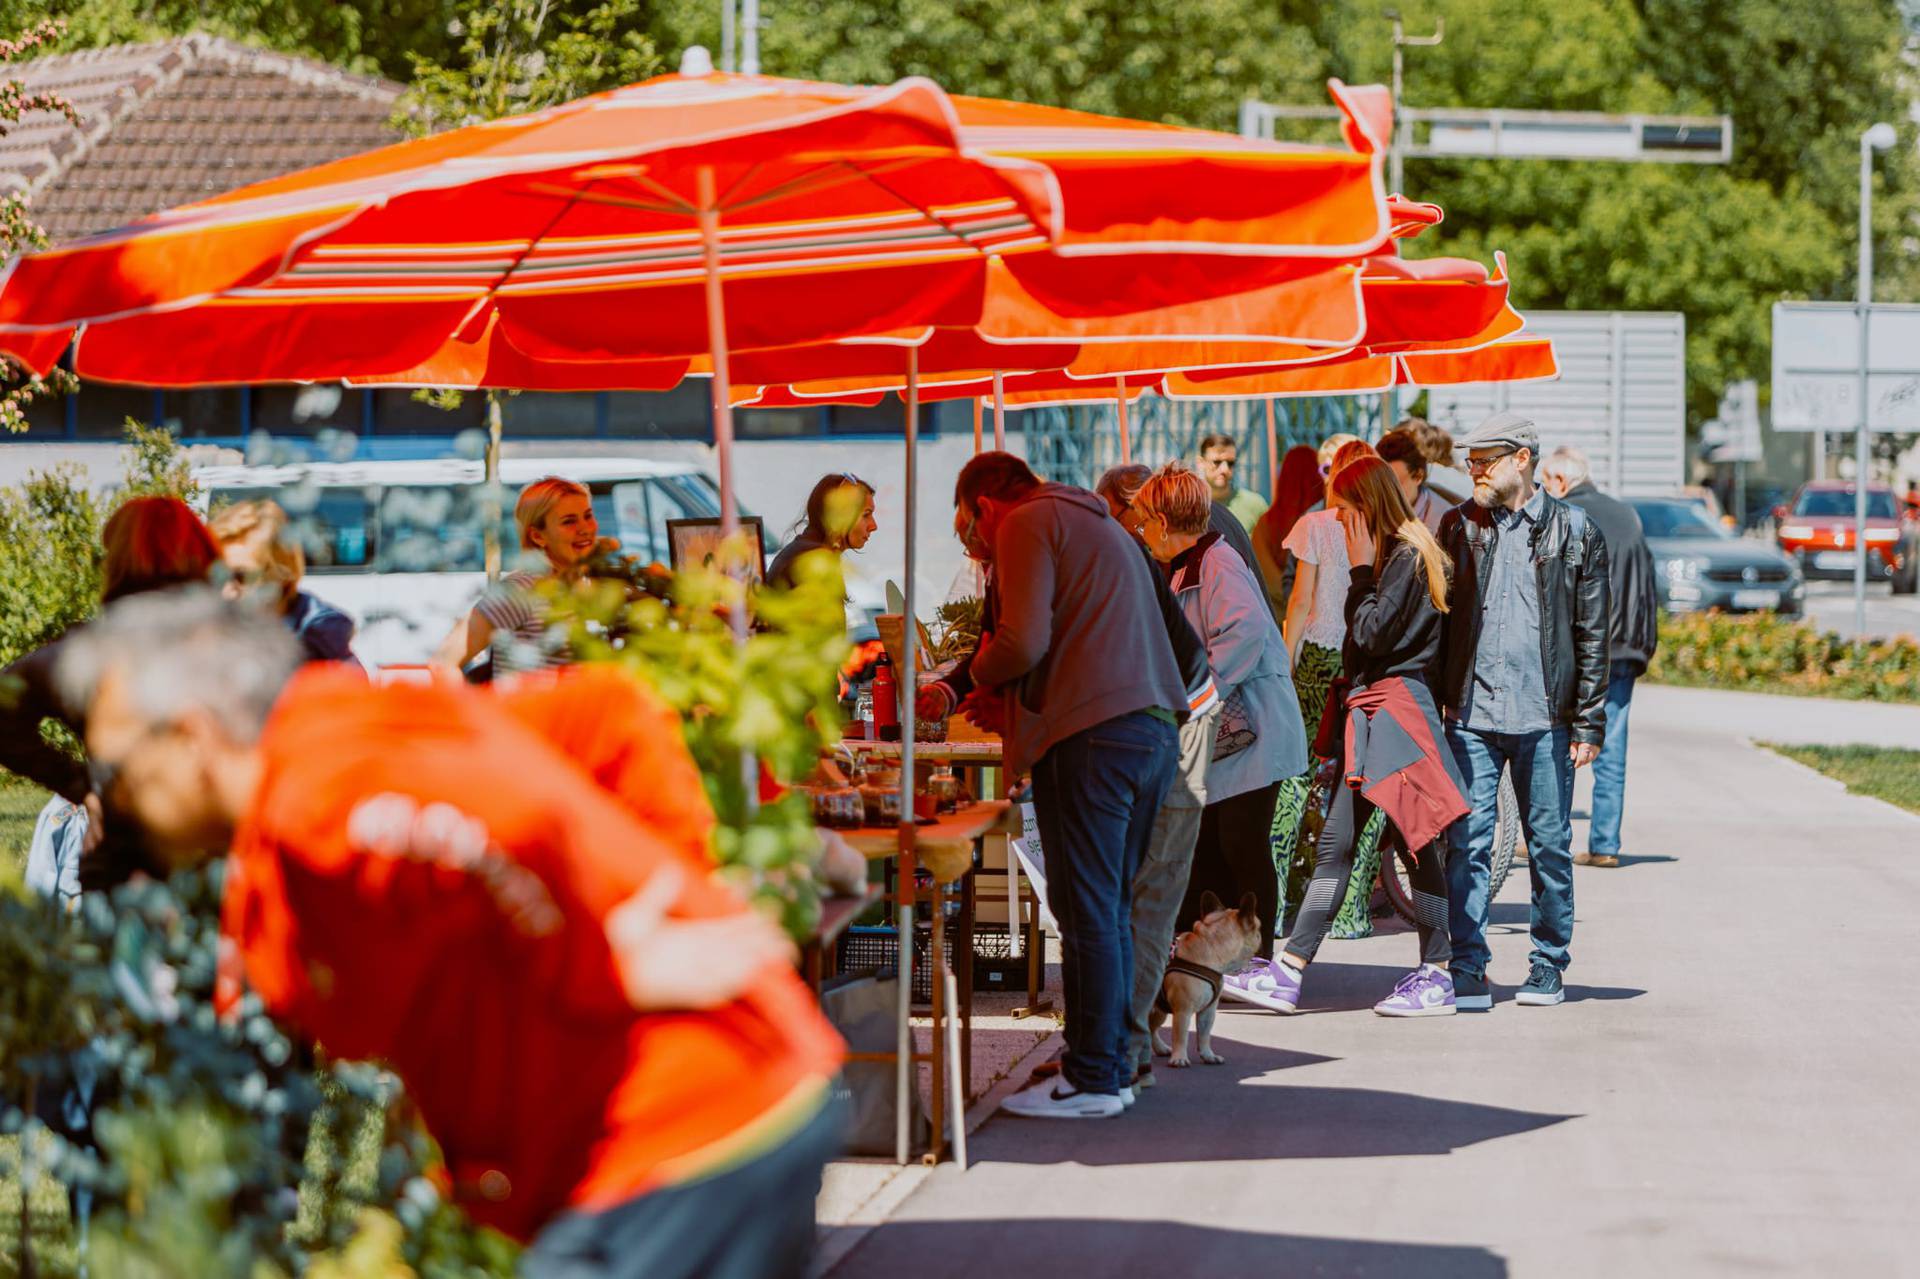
{"left": 1257, "top": 455, "right": 1467, "bottom": 1015}
{"left": 1131, "top": 464, "right": 1307, "bottom": 970}
{"left": 766, "top": 473, "right": 878, "bottom": 597}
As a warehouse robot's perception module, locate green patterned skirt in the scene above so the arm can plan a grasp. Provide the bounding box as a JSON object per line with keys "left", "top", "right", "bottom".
{"left": 1271, "top": 640, "right": 1383, "bottom": 939}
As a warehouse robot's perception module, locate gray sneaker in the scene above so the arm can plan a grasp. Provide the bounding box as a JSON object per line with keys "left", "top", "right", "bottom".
{"left": 1453, "top": 968, "right": 1493, "bottom": 1012}
{"left": 1516, "top": 964, "right": 1565, "bottom": 1006}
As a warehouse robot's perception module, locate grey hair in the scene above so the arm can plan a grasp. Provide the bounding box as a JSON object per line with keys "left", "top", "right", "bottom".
{"left": 1540, "top": 445, "right": 1592, "bottom": 491}
{"left": 57, "top": 587, "right": 304, "bottom": 744}
{"left": 1095, "top": 463, "right": 1153, "bottom": 504}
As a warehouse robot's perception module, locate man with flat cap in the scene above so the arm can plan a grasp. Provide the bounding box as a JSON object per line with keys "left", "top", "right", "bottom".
{"left": 1436, "top": 412, "right": 1610, "bottom": 1010}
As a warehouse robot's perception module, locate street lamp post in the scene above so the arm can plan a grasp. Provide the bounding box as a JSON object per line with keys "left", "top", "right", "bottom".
{"left": 1855, "top": 121, "right": 1897, "bottom": 647}
{"left": 1382, "top": 10, "right": 1442, "bottom": 431}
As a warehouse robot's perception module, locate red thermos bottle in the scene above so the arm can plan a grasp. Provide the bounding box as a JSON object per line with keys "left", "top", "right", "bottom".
{"left": 871, "top": 654, "right": 901, "bottom": 741}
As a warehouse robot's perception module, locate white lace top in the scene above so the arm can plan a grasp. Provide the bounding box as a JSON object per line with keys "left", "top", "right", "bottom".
{"left": 1283, "top": 509, "right": 1352, "bottom": 650}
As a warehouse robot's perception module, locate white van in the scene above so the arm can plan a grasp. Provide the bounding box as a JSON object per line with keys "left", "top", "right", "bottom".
{"left": 193, "top": 457, "right": 725, "bottom": 670}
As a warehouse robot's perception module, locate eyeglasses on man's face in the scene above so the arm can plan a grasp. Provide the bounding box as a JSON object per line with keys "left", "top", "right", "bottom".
{"left": 1465, "top": 449, "right": 1518, "bottom": 476}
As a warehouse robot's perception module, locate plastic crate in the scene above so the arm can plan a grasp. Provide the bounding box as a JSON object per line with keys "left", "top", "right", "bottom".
{"left": 836, "top": 923, "right": 1023, "bottom": 999}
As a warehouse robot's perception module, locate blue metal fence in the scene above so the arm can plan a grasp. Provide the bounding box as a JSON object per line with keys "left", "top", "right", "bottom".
{"left": 1019, "top": 393, "right": 1384, "bottom": 492}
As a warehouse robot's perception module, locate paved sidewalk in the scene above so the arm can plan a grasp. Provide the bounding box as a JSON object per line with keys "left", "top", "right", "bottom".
{"left": 823, "top": 688, "right": 1919, "bottom": 1277}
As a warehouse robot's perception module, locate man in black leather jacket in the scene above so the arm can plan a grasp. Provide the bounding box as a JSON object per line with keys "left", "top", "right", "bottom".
{"left": 1436, "top": 413, "right": 1610, "bottom": 1011}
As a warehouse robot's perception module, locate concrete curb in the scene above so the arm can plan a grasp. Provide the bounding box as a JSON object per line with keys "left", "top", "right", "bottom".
{"left": 1747, "top": 739, "right": 1920, "bottom": 828}
{"left": 814, "top": 1030, "right": 1064, "bottom": 1277}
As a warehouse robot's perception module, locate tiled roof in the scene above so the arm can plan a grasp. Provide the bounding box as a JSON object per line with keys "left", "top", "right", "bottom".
{"left": 0, "top": 35, "right": 403, "bottom": 243}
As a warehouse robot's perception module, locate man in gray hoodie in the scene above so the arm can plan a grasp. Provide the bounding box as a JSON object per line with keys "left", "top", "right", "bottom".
{"left": 950, "top": 453, "right": 1184, "bottom": 1120}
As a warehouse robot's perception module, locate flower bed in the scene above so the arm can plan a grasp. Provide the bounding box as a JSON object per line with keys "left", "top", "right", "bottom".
{"left": 1646, "top": 611, "right": 1920, "bottom": 702}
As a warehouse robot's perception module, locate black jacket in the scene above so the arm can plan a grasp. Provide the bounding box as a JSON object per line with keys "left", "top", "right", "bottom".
{"left": 1343, "top": 542, "right": 1447, "bottom": 689}
{"left": 1437, "top": 492, "right": 1612, "bottom": 747}
{"left": 1561, "top": 482, "right": 1659, "bottom": 676}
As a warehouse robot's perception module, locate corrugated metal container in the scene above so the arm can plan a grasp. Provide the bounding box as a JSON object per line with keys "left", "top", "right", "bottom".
{"left": 1423, "top": 312, "right": 1686, "bottom": 496}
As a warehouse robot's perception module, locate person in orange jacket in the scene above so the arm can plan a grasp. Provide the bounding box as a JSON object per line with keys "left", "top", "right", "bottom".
{"left": 56, "top": 588, "right": 844, "bottom": 1278}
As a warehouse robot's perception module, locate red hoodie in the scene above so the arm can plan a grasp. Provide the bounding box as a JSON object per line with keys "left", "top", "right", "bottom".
{"left": 221, "top": 666, "right": 842, "bottom": 1241}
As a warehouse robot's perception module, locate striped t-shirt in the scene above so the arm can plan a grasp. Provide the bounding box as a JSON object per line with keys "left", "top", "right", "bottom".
{"left": 475, "top": 570, "right": 569, "bottom": 674}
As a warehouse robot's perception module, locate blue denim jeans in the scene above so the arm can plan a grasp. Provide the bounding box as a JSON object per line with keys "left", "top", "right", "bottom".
{"left": 1588, "top": 660, "right": 1638, "bottom": 859}
{"left": 1446, "top": 722, "right": 1575, "bottom": 977}
{"left": 1030, "top": 710, "right": 1179, "bottom": 1095}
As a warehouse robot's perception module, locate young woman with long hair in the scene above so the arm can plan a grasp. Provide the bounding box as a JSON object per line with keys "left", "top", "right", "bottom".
{"left": 1262, "top": 438, "right": 1385, "bottom": 947}
{"left": 210, "top": 499, "right": 362, "bottom": 667}
{"left": 1250, "top": 444, "right": 1323, "bottom": 623}
{"left": 1239, "top": 456, "right": 1469, "bottom": 1016}
{"left": 766, "top": 473, "right": 877, "bottom": 593}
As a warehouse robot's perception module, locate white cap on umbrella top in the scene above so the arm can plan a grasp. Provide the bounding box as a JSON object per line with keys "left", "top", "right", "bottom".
{"left": 679, "top": 46, "right": 715, "bottom": 77}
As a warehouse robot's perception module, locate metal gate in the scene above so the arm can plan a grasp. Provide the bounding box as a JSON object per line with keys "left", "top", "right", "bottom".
{"left": 1019, "top": 393, "right": 1383, "bottom": 491}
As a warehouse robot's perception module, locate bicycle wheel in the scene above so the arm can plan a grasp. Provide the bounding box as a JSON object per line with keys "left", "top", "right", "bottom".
{"left": 1380, "top": 763, "right": 1522, "bottom": 923}
{"left": 1487, "top": 765, "right": 1521, "bottom": 899}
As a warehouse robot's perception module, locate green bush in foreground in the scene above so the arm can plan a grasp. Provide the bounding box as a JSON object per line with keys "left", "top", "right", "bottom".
{"left": 1648, "top": 611, "right": 1920, "bottom": 702}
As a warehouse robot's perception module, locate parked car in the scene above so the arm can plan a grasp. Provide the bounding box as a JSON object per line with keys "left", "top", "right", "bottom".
{"left": 1630, "top": 497, "right": 1804, "bottom": 615}
{"left": 194, "top": 457, "right": 726, "bottom": 669}
{"left": 1772, "top": 481, "right": 1902, "bottom": 584}
{"left": 1893, "top": 485, "right": 1919, "bottom": 596}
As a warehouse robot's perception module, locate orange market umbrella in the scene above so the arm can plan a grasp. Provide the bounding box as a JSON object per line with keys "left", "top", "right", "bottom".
{"left": 1160, "top": 336, "right": 1561, "bottom": 399}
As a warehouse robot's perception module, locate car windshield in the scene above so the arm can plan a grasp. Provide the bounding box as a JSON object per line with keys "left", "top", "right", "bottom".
{"left": 1794, "top": 489, "right": 1898, "bottom": 519}
{"left": 1632, "top": 501, "right": 1727, "bottom": 540}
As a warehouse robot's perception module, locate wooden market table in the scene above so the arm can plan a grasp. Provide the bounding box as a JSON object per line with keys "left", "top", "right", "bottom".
{"left": 839, "top": 800, "right": 1015, "bottom": 1166}
{"left": 839, "top": 739, "right": 1051, "bottom": 1018}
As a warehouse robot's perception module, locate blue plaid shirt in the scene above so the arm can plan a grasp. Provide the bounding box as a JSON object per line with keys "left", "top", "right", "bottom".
{"left": 1461, "top": 487, "right": 1552, "bottom": 734}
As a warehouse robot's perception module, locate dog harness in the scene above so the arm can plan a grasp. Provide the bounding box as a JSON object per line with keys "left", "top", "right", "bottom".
{"left": 1153, "top": 955, "right": 1226, "bottom": 1017}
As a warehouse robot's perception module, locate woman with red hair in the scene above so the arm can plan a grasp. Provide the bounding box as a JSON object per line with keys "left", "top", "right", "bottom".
{"left": 7, "top": 496, "right": 220, "bottom": 900}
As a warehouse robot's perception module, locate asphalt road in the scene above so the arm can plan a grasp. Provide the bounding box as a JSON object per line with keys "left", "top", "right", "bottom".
{"left": 825, "top": 685, "right": 1920, "bottom": 1278}
{"left": 1798, "top": 578, "right": 1920, "bottom": 641}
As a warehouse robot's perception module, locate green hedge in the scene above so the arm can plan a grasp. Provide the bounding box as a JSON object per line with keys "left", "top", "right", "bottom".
{"left": 1647, "top": 611, "right": 1920, "bottom": 702}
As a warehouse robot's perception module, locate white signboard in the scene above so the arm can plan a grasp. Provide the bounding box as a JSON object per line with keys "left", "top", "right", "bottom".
{"left": 1770, "top": 302, "right": 1920, "bottom": 433}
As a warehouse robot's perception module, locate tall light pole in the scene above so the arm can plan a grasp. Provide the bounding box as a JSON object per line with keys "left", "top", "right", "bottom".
{"left": 1382, "top": 9, "right": 1442, "bottom": 431}
{"left": 741, "top": 0, "right": 760, "bottom": 74}
{"left": 1855, "top": 121, "right": 1897, "bottom": 647}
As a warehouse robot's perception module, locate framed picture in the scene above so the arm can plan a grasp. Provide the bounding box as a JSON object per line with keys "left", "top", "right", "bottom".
{"left": 665, "top": 516, "right": 767, "bottom": 582}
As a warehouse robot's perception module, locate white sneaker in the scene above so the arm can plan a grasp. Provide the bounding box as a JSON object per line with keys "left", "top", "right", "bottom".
{"left": 1120, "top": 1086, "right": 1136, "bottom": 1109}
{"left": 1000, "top": 1079, "right": 1124, "bottom": 1119}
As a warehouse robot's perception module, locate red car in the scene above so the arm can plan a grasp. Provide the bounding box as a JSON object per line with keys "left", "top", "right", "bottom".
{"left": 1773, "top": 481, "right": 1903, "bottom": 583}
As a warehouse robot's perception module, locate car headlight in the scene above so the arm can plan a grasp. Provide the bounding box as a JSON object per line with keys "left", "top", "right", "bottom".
{"left": 1663, "top": 557, "right": 1703, "bottom": 581}
{"left": 1779, "top": 524, "right": 1816, "bottom": 540}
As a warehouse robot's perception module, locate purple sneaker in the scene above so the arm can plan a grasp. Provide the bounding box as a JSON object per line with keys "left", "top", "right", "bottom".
{"left": 1373, "top": 965, "right": 1457, "bottom": 1018}
{"left": 1220, "top": 956, "right": 1303, "bottom": 1014}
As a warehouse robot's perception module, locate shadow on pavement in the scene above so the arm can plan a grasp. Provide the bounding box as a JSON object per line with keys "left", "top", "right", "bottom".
{"left": 1560, "top": 984, "right": 1647, "bottom": 1004}
{"left": 826, "top": 1219, "right": 1508, "bottom": 1278}
{"left": 1215, "top": 959, "right": 1421, "bottom": 1015}
{"left": 968, "top": 1036, "right": 1577, "bottom": 1166}
{"left": 1611, "top": 854, "right": 1678, "bottom": 867}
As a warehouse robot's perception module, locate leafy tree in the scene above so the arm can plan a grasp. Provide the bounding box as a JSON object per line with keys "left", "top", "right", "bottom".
{"left": 0, "top": 19, "right": 79, "bottom": 434}
{"left": 645, "top": 0, "right": 1327, "bottom": 127}
{"left": 392, "top": 0, "right": 659, "bottom": 132}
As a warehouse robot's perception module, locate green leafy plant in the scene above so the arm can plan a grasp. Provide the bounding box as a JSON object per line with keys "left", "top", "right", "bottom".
{"left": 929, "top": 596, "right": 983, "bottom": 666}
{"left": 1647, "top": 610, "right": 1920, "bottom": 702}
{"left": 559, "top": 536, "right": 852, "bottom": 940}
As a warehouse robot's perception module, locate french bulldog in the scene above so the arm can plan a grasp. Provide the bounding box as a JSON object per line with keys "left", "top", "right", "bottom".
{"left": 1150, "top": 891, "right": 1260, "bottom": 1068}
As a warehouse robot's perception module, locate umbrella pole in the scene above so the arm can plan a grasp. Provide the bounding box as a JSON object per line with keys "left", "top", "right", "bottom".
{"left": 696, "top": 166, "right": 740, "bottom": 543}
{"left": 896, "top": 346, "right": 921, "bottom": 1165}
{"left": 972, "top": 395, "right": 983, "bottom": 455}
{"left": 991, "top": 369, "right": 1007, "bottom": 451}
{"left": 1265, "top": 397, "right": 1280, "bottom": 501}
{"left": 483, "top": 390, "right": 503, "bottom": 583}
{"left": 1115, "top": 377, "right": 1131, "bottom": 465}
